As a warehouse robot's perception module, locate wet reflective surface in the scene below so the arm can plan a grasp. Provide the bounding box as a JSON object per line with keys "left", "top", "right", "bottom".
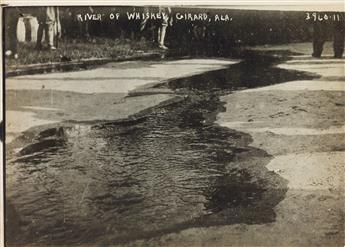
{"left": 6, "top": 51, "right": 318, "bottom": 246}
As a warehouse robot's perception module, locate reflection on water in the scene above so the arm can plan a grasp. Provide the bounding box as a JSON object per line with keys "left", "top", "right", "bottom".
{"left": 6, "top": 51, "right": 316, "bottom": 246}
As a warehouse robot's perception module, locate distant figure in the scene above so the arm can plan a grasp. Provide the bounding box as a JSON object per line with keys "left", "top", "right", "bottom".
{"left": 312, "top": 14, "right": 344, "bottom": 58}
{"left": 140, "top": 6, "right": 173, "bottom": 49}
{"left": 157, "top": 6, "right": 173, "bottom": 50}
{"left": 36, "top": 7, "right": 61, "bottom": 50}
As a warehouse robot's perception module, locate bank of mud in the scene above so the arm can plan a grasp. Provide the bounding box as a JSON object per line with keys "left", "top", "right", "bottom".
{"left": 6, "top": 50, "right": 330, "bottom": 247}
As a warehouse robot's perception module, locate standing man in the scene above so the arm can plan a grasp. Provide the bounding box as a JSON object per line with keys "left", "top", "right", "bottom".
{"left": 36, "top": 6, "right": 60, "bottom": 50}
{"left": 140, "top": 6, "right": 173, "bottom": 49}
{"left": 312, "top": 13, "right": 344, "bottom": 58}
{"left": 157, "top": 6, "right": 173, "bottom": 50}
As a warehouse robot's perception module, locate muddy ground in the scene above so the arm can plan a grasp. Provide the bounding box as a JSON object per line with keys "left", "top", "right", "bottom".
{"left": 4, "top": 43, "right": 345, "bottom": 247}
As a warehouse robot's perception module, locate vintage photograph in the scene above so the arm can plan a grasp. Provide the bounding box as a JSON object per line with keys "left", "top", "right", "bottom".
{"left": 2, "top": 2, "right": 345, "bottom": 247}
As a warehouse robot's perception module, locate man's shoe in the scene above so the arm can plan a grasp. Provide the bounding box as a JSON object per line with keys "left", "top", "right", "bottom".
{"left": 158, "top": 44, "right": 169, "bottom": 50}
{"left": 5, "top": 50, "right": 12, "bottom": 57}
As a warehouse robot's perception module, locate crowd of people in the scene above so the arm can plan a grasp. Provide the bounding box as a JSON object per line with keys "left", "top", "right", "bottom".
{"left": 4, "top": 6, "right": 345, "bottom": 60}
{"left": 4, "top": 6, "right": 174, "bottom": 60}
{"left": 5, "top": 7, "right": 61, "bottom": 59}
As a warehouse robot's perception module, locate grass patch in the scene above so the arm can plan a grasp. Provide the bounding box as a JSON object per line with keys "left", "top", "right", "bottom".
{"left": 5, "top": 37, "right": 162, "bottom": 68}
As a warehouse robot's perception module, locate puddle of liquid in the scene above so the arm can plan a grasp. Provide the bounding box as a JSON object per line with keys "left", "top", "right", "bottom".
{"left": 163, "top": 50, "right": 318, "bottom": 92}
{"left": 6, "top": 50, "right": 316, "bottom": 246}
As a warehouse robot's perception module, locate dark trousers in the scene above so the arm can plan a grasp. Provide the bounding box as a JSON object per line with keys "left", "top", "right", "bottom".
{"left": 36, "top": 22, "right": 55, "bottom": 48}
{"left": 333, "top": 21, "right": 345, "bottom": 58}
{"left": 5, "top": 9, "right": 19, "bottom": 54}
{"left": 313, "top": 18, "right": 345, "bottom": 58}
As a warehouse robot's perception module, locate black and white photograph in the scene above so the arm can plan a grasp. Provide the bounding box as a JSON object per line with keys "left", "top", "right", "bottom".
{"left": 1, "top": 1, "right": 345, "bottom": 247}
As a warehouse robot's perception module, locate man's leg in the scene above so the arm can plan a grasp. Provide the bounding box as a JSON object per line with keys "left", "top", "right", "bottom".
{"left": 312, "top": 39, "right": 324, "bottom": 58}
{"left": 312, "top": 21, "right": 327, "bottom": 58}
{"left": 333, "top": 20, "right": 344, "bottom": 58}
{"left": 46, "top": 22, "right": 56, "bottom": 49}
{"left": 158, "top": 24, "right": 168, "bottom": 49}
{"left": 36, "top": 23, "right": 44, "bottom": 50}
{"left": 8, "top": 16, "right": 18, "bottom": 57}
{"left": 157, "top": 26, "right": 161, "bottom": 43}
{"left": 158, "top": 14, "right": 169, "bottom": 50}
